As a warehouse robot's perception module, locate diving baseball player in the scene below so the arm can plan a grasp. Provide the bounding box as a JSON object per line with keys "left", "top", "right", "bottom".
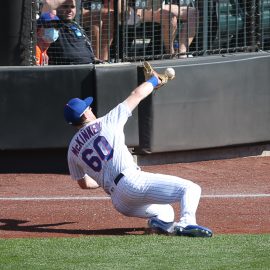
{"left": 64, "top": 62, "right": 213, "bottom": 237}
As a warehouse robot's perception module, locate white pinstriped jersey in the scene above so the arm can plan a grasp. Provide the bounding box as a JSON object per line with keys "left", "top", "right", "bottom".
{"left": 67, "top": 102, "right": 138, "bottom": 194}
{"left": 67, "top": 101, "right": 202, "bottom": 226}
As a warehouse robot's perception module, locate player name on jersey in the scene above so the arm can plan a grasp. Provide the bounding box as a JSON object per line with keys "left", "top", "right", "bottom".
{"left": 71, "top": 122, "right": 102, "bottom": 156}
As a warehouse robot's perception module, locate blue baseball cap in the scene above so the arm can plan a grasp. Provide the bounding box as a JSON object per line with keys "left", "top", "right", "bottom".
{"left": 37, "top": 12, "right": 60, "bottom": 28}
{"left": 64, "top": 97, "right": 93, "bottom": 125}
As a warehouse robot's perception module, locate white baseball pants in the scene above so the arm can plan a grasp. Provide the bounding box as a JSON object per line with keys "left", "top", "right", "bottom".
{"left": 110, "top": 169, "right": 201, "bottom": 227}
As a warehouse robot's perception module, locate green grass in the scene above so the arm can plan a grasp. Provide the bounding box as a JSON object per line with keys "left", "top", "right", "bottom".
{"left": 0, "top": 235, "right": 269, "bottom": 270}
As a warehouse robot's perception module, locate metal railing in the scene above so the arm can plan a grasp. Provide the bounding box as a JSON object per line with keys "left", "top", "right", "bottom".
{"left": 32, "top": 0, "right": 270, "bottom": 64}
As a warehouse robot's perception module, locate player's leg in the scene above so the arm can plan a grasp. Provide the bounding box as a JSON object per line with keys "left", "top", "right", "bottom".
{"left": 139, "top": 171, "right": 212, "bottom": 237}
{"left": 111, "top": 172, "right": 198, "bottom": 222}
{"left": 111, "top": 171, "right": 212, "bottom": 236}
{"left": 112, "top": 198, "right": 176, "bottom": 234}
{"left": 112, "top": 170, "right": 200, "bottom": 224}
{"left": 140, "top": 171, "right": 201, "bottom": 226}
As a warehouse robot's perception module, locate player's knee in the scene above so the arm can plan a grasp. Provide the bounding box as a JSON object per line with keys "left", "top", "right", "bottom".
{"left": 156, "top": 204, "right": 175, "bottom": 223}
{"left": 192, "top": 182, "right": 201, "bottom": 196}
{"left": 186, "top": 181, "right": 201, "bottom": 196}
{"left": 165, "top": 204, "right": 175, "bottom": 222}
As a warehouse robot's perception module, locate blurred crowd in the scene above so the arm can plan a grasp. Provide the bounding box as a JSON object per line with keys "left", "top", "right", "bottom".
{"left": 36, "top": 0, "right": 198, "bottom": 65}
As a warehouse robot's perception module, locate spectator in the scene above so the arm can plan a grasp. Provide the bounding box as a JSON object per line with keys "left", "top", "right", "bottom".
{"left": 170, "top": 0, "right": 198, "bottom": 57}
{"left": 82, "top": 0, "right": 115, "bottom": 61}
{"left": 136, "top": 1, "right": 198, "bottom": 57}
{"left": 47, "top": 0, "right": 102, "bottom": 65}
{"left": 36, "top": 12, "right": 60, "bottom": 66}
{"left": 82, "top": 0, "right": 145, "bottom": 61}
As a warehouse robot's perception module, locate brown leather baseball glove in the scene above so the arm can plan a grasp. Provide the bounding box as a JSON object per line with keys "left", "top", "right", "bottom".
{"left": 143, "top": 61, "right": 170, "bottom": 89}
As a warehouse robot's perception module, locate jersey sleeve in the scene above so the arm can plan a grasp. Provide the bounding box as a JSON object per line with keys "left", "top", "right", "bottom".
{"left": 102, "top": 102, "right": 132, "bottom": 128}
{"left": 67, "top": 153, "right": 85, "bottom": 181}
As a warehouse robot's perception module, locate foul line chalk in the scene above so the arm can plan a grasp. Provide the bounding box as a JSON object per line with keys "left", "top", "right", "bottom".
{"left": 0, "top": 194, "right": 269, "bottom": 201}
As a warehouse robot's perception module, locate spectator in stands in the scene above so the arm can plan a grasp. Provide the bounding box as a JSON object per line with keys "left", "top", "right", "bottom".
{"left": 82, "top": 0, "right": 115, "bottom": 61}
{"left": 47, "top": 0, "right": 103, "bottom": 65}
{"left": 36, "top": 12, "right": 60, "bottom": 66}
{"left": 136, "top": 1, "right": 198, "bottom": 57}
{"left": 82, "top": 0, "right": 146, "bottom": 61}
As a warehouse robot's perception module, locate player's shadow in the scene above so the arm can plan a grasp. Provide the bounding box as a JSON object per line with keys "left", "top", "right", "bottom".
{"left": 0, "top": 219, "right": 147, "bottom": 236}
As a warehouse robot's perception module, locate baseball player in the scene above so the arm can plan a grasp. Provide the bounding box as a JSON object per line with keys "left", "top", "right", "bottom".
{"left": 64, "top": 62, "right": 213, "bottom": 237}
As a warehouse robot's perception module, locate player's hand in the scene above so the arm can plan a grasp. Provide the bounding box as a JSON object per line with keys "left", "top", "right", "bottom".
{"left": 143, "top": 62, "right": 171, "bottom": 90}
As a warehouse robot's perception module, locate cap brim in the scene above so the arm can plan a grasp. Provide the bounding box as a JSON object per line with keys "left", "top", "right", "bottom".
{"left": 84, "top": 97, "right": 93, "bottom": 107}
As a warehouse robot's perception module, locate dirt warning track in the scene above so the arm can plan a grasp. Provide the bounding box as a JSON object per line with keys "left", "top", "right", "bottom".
{"left": 1, "top": 156, "right": 269, "bottom": 238}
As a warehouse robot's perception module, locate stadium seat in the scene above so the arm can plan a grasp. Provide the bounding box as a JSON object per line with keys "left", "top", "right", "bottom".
{"left": 259, "top": 0, "right": 270, "bottom": 49}
{"left": 213, "top": 0, "right": 244, "bottom": 48}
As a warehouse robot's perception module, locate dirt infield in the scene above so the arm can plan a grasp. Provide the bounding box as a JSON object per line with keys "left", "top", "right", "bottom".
{"left": 0, "top": 156, "right": 269, "bottom": 238}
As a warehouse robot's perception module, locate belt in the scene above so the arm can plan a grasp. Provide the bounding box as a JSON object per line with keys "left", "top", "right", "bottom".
{"left": 114, "top": 173, "right": 124, "bottom": 185}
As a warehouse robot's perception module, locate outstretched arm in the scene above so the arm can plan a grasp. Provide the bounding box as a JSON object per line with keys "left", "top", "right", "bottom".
{"left": 124, "top": 80, "right": 157, "bottom": 112}
{"left": 124, "top": 62, "right": 171, "bottom": 112}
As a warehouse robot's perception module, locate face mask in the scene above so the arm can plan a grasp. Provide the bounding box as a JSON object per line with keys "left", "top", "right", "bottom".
{"left": 43, "top": 28, "right": 59, "bottom": 43}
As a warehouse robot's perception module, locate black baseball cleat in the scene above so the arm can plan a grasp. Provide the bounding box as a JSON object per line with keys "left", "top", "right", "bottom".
{"left": 174, "top": 225, "right": 213, "bottom": 237}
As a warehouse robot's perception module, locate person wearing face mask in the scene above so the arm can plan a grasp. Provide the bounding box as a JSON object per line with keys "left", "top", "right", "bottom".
{"left": 36, "top": 12, "right": 60, "bottom": 66}
{"left": 47, "top": 0, "right": 103, "bottom": 65}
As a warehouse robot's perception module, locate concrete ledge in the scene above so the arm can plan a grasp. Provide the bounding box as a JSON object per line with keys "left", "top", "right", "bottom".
{"left": 133, "top": 143, "right": 270, "bottom": 166}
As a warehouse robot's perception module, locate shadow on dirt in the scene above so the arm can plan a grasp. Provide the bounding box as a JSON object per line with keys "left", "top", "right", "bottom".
{"left": 0, "top": 219, "right": 147, "bottom": 236}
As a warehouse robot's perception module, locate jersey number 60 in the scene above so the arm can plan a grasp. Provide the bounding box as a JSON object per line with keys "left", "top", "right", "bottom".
{"left": 82, "top": 136, "right": 114, "bottom": 172}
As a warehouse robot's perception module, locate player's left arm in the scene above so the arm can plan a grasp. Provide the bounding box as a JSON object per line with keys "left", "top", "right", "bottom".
{"left": 77, "top": 174, "right": 100, "bottom": 189}
{"left": 124, "top": 81, "right": 155, "bottom": 112}
{"left": 125, "top": 62, "right": 172, "bottom": 112}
